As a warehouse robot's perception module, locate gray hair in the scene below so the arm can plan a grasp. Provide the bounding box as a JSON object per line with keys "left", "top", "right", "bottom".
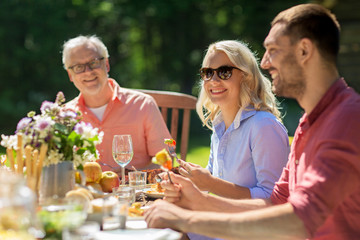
{"left": 62, "top": 35, "right": 109, "bottom": 69}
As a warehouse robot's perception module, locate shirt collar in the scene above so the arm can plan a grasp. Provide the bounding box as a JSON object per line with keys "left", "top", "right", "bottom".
{"left": 213, "top": 105, "right": 257, "bottom": 129}
{"left": 306, "top": 78, "right": 346, "bottom": 125}
{"left": 109, "top": 78, "right": 124, "bottom": 103}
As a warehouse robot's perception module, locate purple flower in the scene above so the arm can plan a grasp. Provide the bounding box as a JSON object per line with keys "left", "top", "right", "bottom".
{"left": 16, "top": 117, "right": 32, "bottom": 131}
{"left": 60, "top": 110, "right": 77, "bottom": 119}
{"left": 74, "top": 123, "right": 84, "bottom": 135}
{"left": 35, "top": 116, "right": 53, "bottom": 131}
{"left": 40, "top": 101, "right": 55, "bottom": 114}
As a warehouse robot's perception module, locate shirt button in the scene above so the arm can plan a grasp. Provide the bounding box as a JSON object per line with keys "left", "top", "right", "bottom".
{"left": 295, "top": 160, "right": 299, "bottom": 165}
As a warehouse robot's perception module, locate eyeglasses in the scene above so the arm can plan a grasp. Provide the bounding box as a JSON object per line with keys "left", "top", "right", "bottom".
{"left": 68, "top": 57, "right": 105, "bottom": 74}
{"left": 199, "top": 65, "right": 241, "bottom": 81}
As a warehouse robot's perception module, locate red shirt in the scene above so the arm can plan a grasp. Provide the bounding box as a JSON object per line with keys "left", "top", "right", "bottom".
{"left": 66, "top": 79, "right": 171, "bottom": 170}
{"left": 271, "top": 79, "right": 360, "bottom": 239}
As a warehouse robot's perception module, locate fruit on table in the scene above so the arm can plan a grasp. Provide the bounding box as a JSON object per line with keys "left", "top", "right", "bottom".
{"left": 71, "top": 187, "right": 94, "bottom": 201}
{"left": 99, "top": 171, "right": 120, "bottom": 193}
{"left": 164, "top": 138, "right": 176, "bottom": 147}
{"left": 152, "top": 148, "right": 172, "bottom": 170}
{"left": 83, "top": 162, "right": 103, "bottom": 183}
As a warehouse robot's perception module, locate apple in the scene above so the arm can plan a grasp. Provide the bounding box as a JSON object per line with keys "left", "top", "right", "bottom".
{"left": 99, "top": 171, "right": 120, "bottom": 193}
{"left": 83, "top": 162, "right": 102, "bottom": 183}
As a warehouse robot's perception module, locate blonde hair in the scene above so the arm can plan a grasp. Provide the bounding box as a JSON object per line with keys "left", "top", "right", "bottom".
{"left": 196, "top": 40, "right": 281, "bottom": 130}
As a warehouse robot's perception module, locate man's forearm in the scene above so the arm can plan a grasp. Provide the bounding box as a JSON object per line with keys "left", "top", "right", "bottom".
{"left": 185, "top": 202, "right": 307, "bottom": 240}
{"left": 193, "top": 193, "right": 272, "bottom": 213}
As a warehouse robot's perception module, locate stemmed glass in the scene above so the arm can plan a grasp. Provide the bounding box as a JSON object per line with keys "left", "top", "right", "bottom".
{"left": 112, "top": 135, "right": 134, "bottom": 186}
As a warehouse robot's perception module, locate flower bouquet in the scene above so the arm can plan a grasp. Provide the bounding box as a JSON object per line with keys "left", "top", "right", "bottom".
{"left": 1, "top": 91, "right": 103, "bottom": 169}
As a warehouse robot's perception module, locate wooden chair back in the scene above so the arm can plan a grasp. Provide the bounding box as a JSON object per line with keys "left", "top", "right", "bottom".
{"left": 136, "top": 89, "right": 197, "bottom": 161}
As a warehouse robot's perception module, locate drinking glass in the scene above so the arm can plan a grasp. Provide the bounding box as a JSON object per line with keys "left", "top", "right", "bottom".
{"left": 128, "top": 171, "right": 147, "bottom": 190}
{"left": 113, "top": 186, "right": 136, "bottom": 205}
{"left": 112, "top": 135, "right": 134, "bottom": 186}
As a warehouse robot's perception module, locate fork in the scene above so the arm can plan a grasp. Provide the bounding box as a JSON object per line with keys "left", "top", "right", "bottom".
{"left": 167, "top": 145, "right": 180, "bottom": 164}
{"left": 160, "top": 166, "right": 174, "bottom": 184}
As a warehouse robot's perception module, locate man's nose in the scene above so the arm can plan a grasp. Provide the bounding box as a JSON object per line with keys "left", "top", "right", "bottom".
{"left": 84, "top": 64, "right": 93, "bottom": 72}
{"left": 260, "top": 52, "right": 270, "bottom": 69}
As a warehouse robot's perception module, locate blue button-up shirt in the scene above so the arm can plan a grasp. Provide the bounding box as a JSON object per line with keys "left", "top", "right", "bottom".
{"left": 207, "top": 107, "right": 290, "bottom": 199}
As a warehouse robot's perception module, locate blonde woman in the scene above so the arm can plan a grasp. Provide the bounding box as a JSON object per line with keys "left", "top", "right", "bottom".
{"left": 178, "top": 40, "right": 289, "bottom": 200}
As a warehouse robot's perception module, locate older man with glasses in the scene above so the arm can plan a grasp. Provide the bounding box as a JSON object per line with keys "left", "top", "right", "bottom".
{"left": 62, "top": 35, "right": 171, "bottom": 173}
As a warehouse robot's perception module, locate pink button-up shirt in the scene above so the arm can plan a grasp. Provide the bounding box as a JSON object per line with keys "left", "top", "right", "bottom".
{"left": 271, "top": 79, "right": 360, "bottom": 239}
{"left": 66, "top": 79, "right": 171, "bottom": 170}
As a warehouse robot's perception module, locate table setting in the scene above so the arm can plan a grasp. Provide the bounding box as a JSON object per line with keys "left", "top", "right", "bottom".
{"left": 0, "top": 92, "right": 182, "bottom": 240}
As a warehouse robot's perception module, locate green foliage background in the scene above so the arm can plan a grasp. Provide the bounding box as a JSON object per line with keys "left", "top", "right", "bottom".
{"left": 0, "top": 0, "right": 310, "bottom": 152}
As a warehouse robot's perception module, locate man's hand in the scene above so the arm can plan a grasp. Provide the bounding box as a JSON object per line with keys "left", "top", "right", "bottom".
{"left": 177, "top": 159, "right": 213, "bottom": 191}
{"left": 144, "top": 200, "right": 191, "bottom": 231}
{"left": 161, "top": 172, "right": 207, "bottom": 210}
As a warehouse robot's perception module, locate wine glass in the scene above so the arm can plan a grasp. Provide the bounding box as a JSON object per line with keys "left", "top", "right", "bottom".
{"left": 112, "top": 135, "right": 134, "bottom": 186}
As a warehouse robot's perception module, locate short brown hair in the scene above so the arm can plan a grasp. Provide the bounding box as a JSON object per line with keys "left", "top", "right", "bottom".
{"left": 272, "top": 4, "right": 340, "bottom": 64}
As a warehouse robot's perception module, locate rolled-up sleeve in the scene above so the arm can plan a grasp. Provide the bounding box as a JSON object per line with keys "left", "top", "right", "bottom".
{"left": 288, "top": 139, "right": 360, "bottom": 237}
{"left": 270, "top": 163, "right": 290, "bottom": 204}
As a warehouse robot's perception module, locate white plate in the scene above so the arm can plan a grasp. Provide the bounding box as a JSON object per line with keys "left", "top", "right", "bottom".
{"left": 126, "top": 220, "right": 147, "bottom": 229}
{"left": 128, "top": 215, "right": 145, "bottom": 221}
{"left": 95, "top": 228, "right": 181, "bottom": 240}
{"left": 87, "top": 213, "right": 145, "bottom": 224}
{"left": 142, "top": 188, "right": 164, "bottom": 199}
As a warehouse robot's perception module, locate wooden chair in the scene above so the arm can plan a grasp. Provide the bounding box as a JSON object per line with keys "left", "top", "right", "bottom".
{"left": 136, "top": 89, "right": 197, "bottom": 161}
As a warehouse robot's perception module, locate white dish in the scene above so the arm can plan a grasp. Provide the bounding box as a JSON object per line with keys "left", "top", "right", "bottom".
{"left": 87, "top": 213, "right": 145, "bottom": 225}
{"left": 142, "top": 188, "right": 164, "bottom": 199}
{"left": 94, "top": 228, "right": 181, "bottom": 240}
{"left": 126, "top": 220, "right": 147, "bottom": 229}
{"left": 128, "top": 215, "right": 145, "bottom": 221}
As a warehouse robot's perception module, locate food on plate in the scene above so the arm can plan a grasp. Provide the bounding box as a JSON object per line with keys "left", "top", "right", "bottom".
{"left": 99, "top": 171, "right": 120, "bottom": 193}
{"left": 144, "top": 169, "right": 163, "bottom": 183}
{"left": 128, "top": 202, "right": 144, "bottom": 217}
{"left": 153, "top": 182, "right": 164, "bottom": 192}
{"left": 83, "top": 161, "right": 102, "bottom": 183}
{"left": 142, "top": 167, "right": 180, "bottom": 183}
{"left": 146, "top": 182, "right": 165, "bottom": 195}
{"left": 152, "top": 149, "right": 172, "bottom": 170}
{"left": 164, "top": 138, "right": 176, "bottom": 147}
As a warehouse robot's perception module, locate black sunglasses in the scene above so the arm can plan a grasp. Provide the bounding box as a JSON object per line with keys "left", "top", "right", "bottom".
{"left": 199, "top": 65, "right": 241, "bottom": 81}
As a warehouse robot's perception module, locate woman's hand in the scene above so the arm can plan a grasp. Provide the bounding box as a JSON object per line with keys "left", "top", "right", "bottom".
{"left": 161, "top": 172, "right": 207, "bottom": 210}
{"left": 178, "top": 159, "right": 213, "bottom": 191}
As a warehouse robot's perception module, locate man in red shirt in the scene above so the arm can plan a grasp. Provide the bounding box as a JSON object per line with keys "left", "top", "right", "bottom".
{"left": 145, "top": 4, "right": 360, "bottom": 239}
{"left": 63, "top": 35, "right": 171, "bottom": 173}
